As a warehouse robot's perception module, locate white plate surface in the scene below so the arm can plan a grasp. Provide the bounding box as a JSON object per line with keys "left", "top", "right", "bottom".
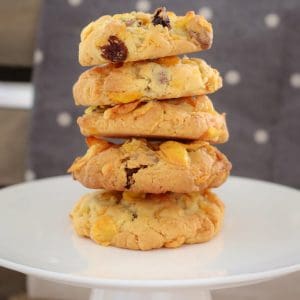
{"left": 0, "top": 176, "right": 299, "bottom": 290}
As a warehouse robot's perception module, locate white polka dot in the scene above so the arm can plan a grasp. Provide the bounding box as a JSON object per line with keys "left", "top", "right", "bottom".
{"left": 24, "top": 169, "right": 36, "bottom": 181}
{"left": 254, "top": 129, "right": 269, "bottom": 144}
{"left": 135, "top": 0, "right": 151, "bottom": 12}
{"left": 225, "top": 70, "right": 241, "bottom": 85}
{"left": 56, "top": 112, "right": 72, "bottom": 127}
{"left": 33, "top": 49, "right": 43, "bottom": 65}
{"left": 290, "top": 73, "right": 300, "bottom": 88}
{"left": 264, "top": 13, "right": 280, "bottom": 28}
{"left": 198, "top": 7, "right": 213, "bottom": 20}
{"left": 68, "top": 0, "right": 82, "bottom": 6}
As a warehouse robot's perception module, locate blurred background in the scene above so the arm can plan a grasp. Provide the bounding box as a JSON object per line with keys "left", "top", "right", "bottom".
{"left": 0, "top": 0, "right": 299, "bottom": 299}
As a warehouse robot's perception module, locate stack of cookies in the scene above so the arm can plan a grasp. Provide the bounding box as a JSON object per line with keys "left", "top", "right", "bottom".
{"left": 69, "top": 7, "right": 231, "bottom": 250}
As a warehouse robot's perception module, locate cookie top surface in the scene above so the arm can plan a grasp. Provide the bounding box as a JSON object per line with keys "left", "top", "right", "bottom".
{"left": 73, "top": 56, "right": 221, "bottom": 106}
{"left": 68, "top": 138, "right": 231, "bottom": 193}
{"left": 79, "top": 8, "right": 213, "bottom": 66}
{"left": 70, "top": 189, "right": 224, "bottom": 250}
{"left": 78, "top": 96, "right": 229, "bottom": 143}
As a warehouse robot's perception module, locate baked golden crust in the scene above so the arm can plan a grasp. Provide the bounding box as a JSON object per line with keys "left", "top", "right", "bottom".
{"left": 78, "top": 96, "right": 229, "bottom": 143}
{"left": 68, "top": 138, "right": 231, "bottom": 193}
{"left": 79, "top": 8, "right": 213, "bottom": 66}
{"left": 70, "top": 189, "right": 224, "bottom": 250}
{"left": 73, "top": 56, "right": 221, "bottom": 106}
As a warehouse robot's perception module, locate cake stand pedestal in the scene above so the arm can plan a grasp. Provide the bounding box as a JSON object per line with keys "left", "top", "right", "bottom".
{"left": 0, "top": 176, "right": 299, "bottom": 300}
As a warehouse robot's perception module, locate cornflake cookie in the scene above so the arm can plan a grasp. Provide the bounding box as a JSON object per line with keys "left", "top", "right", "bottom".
{"left": 78, "top": 96, "right": 229, "bottom": 143}
{"left": 68, "top": 138, "right": 231, "bottom": 193}
{"left": 73, "top": 56, "right": 222, "bottom": 106}
{"left": 70, "top": 189, "right": 224, "bottom": 250}
{"left": 79, "top": 7, "right": 213, "bottom": 66}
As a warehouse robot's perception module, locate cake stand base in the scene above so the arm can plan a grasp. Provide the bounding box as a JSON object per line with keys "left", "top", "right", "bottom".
{"left": 89, "top": 288, "right": 211, "bottom": 300}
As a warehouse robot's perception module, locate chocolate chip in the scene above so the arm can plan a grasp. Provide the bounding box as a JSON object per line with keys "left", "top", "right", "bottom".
{"left": 132, "top": 212, "right": 138, "bottom": 220}
{"left": 188, "top": 29, "right": 212, "bottom": 50}
{"left": 152, "top": 7, "right": 171, "bottom": 29}
{"left": 124, "top": 165, "right": 147, "bottom": 189}
{"left": 100, "top": 36, "right": 128, "bottom": 62}
{"left": 125, "top": 167, "right": 139, "bottom": 189}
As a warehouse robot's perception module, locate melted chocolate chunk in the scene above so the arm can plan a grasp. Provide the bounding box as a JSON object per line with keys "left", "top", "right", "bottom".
{"left": 100, "top": 36, "right": 128, "bottom": 62}
{"left": 152, "top": 7, "right": 171, "bottom": 29}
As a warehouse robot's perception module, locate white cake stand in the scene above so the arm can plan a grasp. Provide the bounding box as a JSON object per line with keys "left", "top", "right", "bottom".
{"left": 0, "top": 176, "right": 299, "bottom": 300}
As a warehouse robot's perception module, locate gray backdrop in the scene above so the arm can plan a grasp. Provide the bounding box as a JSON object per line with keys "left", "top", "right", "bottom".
{"left": 29, "top": 0, "right": 300, "bottom": 188}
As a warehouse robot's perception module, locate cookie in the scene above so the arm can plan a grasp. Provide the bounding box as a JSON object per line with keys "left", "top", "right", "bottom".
{"left": 70, "top": 189, "right": 224, "bottom": 250}
{"left": 78, "top": 96, "right": 229, "bottom": 143}
{"left": 68, "top": 138, "right": 231, "bottom": 193}
{"left": 73, "top": 56, "right": 222, "bottom": 106}
{"left": 79, "top": 8, "right": 213, "bottom": 66}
